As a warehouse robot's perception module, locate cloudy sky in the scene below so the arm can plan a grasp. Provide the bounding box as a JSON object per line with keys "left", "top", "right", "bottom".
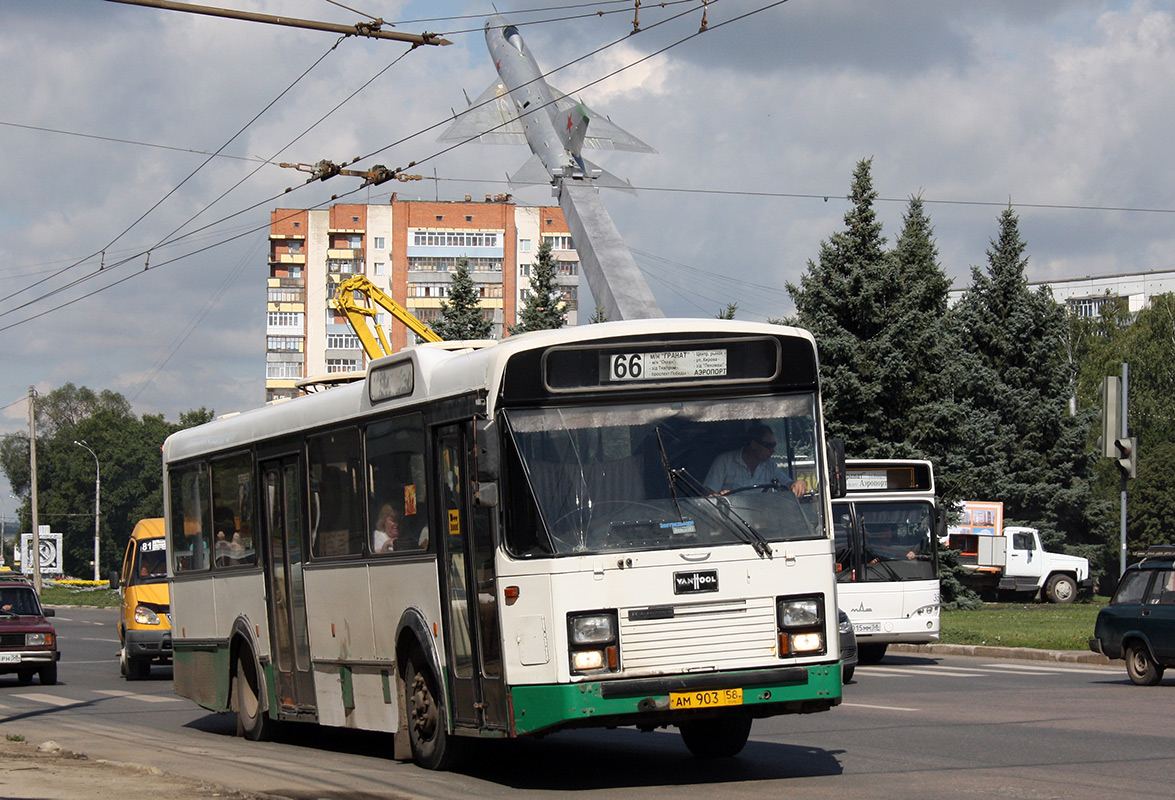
{"left": 2, "top": 0, "right": 1173, "bottom": 511}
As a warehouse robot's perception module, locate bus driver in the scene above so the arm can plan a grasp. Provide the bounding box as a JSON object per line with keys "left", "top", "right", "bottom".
{"left": 704, "top": 422, "right": 808, "bottom": 498}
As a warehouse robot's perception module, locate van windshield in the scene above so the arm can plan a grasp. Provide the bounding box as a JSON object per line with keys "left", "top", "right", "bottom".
{"left": 133, "top": 539, "right": 168, "bottom": 585}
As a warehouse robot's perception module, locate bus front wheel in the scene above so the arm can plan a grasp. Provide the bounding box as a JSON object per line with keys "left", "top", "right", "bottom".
{"left": 235, "top": 652, "right": 273, "bottom": 741}
{"left": 404, "top": 650, "right": 462, "bottom": 770}
{"left": 678, "top": 715, "right": 752, "bottom": 758}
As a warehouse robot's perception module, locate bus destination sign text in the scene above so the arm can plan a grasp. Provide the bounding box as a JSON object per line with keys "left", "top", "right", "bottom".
{"left": 605, "top": 349, "right": 728, "bottom": 383}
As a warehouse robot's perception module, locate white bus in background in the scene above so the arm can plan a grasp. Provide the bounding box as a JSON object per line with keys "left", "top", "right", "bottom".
{"left": 163, "top": 319, "right": 847, "bottom": 769}
{"left": 833, "top": 459, "right": 942, "bottom": 665}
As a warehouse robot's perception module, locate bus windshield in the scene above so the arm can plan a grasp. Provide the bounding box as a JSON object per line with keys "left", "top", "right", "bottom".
{"left": 836, "top": 500, "right": 937, "bottom": 582}
{"left": 502, "top": 394, "right": 825, "bottom": 557}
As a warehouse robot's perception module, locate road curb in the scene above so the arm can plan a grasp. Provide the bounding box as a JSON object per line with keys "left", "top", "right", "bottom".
{"left": 890, "top": 642, "right": 1112, "bottom": 665}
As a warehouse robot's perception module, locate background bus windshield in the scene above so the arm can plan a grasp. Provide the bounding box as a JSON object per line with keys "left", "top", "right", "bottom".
{"left": 502, "top": 395, "right": 825, "bottom": 557}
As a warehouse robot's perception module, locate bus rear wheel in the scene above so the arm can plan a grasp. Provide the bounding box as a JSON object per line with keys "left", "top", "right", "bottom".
{"left": 235, "top": 652, "right": 273, "bottom": 741}
{"left": 678, "top": 715, "right": 753, "bottom": 758}
{"left": 404, "top": 650, "right": 462, "bottom": 770}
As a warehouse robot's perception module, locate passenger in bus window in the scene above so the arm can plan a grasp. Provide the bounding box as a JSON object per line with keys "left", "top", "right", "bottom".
{"left": 703, "top": 422, "right": 808, "bottom": 498}
{"left": 373, "top": 504, "right": 427, "bottom": 553}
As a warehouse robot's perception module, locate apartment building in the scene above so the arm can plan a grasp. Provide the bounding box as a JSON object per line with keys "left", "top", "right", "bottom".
{"left": 266, "top": 197, "right": 580, "bottom": 402}
{"left": 947, "top": 268, "right": 1175, "bottom": 318}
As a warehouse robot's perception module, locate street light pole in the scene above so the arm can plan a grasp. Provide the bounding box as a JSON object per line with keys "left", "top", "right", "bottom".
{"left": 74, "top": 440, "right": 101, "bottom": 581}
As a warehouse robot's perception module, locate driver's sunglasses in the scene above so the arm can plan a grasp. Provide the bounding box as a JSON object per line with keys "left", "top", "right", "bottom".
{"left": 756, "top": 439, "right": 777, "bottom": 450}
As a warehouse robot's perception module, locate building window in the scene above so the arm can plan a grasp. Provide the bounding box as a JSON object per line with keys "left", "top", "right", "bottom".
{"left": 267, "top": 336, "right": 301, "bottom": 352}
{"left": 267, "top": 361, "right": 303, "bottom": 379}
{"left": 407, "top": 256, "right": 502, "bottom": 272}
{"left": 412, "top": 230, "right": 500, "bottom": 248}
{"left": 289, "top": 241, "right": 302, "bottom": 254}
{"left": 327, "top": 358, "right": 359, "bottom": 373}
{"left": 519, "top": 238, "right": 531, "bottom": 252}
{"left": 1067, "top": 297, "right": 1109, "bottom": 319}
{"left": 326, "top": 333, "right": 361, "bottom": 350}
{"left": 267, "top": 311, "right": 304, "bottom": 328}
{"left": 373, "top": 262, "right": 385, "bottom": 276}
{"left": 373, "top": 237, "right": 385, "bottom": 250}
{"left": 543, "top": 234, "right": 575, "bottom": 251}
{"left": 293, "top": 221, "right": 301, "bottom": 229}
{"left": 268, "top": 288, "right": 302, "bottom": 303}
{"left": 347, "top": 234, "right": 362, "bottom": 249}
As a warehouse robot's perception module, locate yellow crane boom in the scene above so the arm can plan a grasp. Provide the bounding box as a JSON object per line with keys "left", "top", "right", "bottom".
{"left": 333, "top": 274, "right": 441, "bottom": 359}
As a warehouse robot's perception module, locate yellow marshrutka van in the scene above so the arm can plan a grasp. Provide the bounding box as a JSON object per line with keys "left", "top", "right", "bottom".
{"left": 113, "top": 518, "right": 171, "bottom": 680}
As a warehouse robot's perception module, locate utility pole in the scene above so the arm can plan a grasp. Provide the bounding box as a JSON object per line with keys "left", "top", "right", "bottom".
{"left": 28, "top": 386, "right": 41, "bottom": 594}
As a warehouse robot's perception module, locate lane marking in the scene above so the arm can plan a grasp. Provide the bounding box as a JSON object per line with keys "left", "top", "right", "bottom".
{"left": 863, "top": 666, "right": 987, "bottom": 677}
{"left": 980, "top": 662, "right": 1118, "bottom": 674}
{"left": 95, "top": 686, "right": 180, "bottom": 700}
{"left": 843, "top": 702, "right": 921, "bottom": 712}
{"left": 12, "top": 693, "right": 78, "bottom": 707}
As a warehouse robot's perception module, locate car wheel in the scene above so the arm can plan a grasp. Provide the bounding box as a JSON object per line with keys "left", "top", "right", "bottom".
{"left": 1045, "top": 574, "right": 1077, "bottom": 604}
{"left": 857, "top": 643, "right": 888, "bottom": 665}
{"left": 678, "top": 715, "right": 753, "bottom": 758}
{"left": 1125, "top": 644, "right": 1164, "bottom": 686}
{"left": 121, "top": 645, "right": 150, "bottom": 681}
{"left": 235, "top": 651, "right": 273, "bottom": 741}
{"left": 38, "top": 663, "right": 57, "bottom": 686}
{"left": 842, "top": 665, "right": 855, "bottom": 684}
{"left": 16, "top": 669, "right": 34, "bottom": 686}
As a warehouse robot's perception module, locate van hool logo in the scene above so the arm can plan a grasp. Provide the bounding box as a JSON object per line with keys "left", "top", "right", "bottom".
{"left": 674, "top": 570, "right": 718, "bottom": 594}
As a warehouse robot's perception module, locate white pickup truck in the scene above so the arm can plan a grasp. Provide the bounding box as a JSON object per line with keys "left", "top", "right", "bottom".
{"left": 947, "top": 501, "right": 1091, "bottom": 603}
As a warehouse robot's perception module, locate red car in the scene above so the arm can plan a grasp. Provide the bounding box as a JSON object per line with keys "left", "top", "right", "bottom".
{"left": 0, "top": 575, "right": 59, "bottom": 685}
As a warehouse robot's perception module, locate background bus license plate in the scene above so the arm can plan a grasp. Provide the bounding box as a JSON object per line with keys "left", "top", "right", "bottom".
{"left": 853, "top": 622, "right": 881, "bottom": 634}
{"left": 670, "top": 688, "right": 742, "bottom": 709}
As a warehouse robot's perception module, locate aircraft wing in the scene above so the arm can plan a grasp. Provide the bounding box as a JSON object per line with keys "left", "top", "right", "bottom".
{"left": 438, "top": 81, "right": 528, "bottom": 145}
{"left": 550, "top": 91, "right": 657, "bottom": 154}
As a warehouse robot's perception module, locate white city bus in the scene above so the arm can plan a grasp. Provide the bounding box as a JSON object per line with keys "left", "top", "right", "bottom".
{"left": 164, "top": 319, "right": 846, "bottom": 769}
{"left": 833, "top": 459, "right": 942, "bottom": 665}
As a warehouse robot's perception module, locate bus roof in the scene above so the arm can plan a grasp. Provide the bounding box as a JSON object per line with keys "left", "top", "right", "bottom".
{"left": 164, "top": 318, "right": 815, "bottom": 464}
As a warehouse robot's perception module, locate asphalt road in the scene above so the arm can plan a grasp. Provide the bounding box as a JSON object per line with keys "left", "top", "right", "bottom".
{"left": 2, "top": 605, "right": 1172, "bottom": 800}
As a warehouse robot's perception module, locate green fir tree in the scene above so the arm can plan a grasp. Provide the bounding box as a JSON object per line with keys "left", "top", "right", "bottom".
{"left": 510, "top": 238, "right": 567, "bottom": 334}
{"left": 431, "top": 258, "right": 493, "bottom": 341}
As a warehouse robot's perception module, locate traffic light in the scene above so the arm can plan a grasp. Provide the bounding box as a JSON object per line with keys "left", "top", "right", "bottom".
{"left": 1100, "top": 376, "right": 1122, "bottom": 458}
{"left": 1115, "top": 437, "right": 1137, "bottom": 479}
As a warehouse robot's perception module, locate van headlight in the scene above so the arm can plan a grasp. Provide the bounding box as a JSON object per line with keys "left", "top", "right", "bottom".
{"left": 134, "top": 605, "right": 161, "bottom": 625}
{"left": 776, "top": 595, "right": 826, "bottom": 657}
{"left": 568, "top": 611, "right": 619, "bottom": 675}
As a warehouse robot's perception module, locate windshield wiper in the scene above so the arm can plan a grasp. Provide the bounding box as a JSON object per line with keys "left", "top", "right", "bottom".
{"left": 672, "top": 469, "right": 773, "bottom": 559}
{"left": 655, "top": 428, "right": 683, "bottom": 521}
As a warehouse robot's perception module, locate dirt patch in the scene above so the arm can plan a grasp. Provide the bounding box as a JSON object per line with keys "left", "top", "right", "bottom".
{"left": 0, "top": 738, "right": 268, "bottom": 800}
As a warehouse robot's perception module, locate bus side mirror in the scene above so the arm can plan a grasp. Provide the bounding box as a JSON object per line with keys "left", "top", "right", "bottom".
{"left": 108, "top": 569, "right": 120, "bottom": 590}
{"left": 475, "top": 418, "right": 499, "bottom": 481}
{"left": 827, "top": 438, "right": 847, "bottom": 499}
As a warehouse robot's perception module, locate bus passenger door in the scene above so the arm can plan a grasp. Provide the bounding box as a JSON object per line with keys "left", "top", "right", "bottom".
{"left": 436, "top": 425, "right": 508, "bottom": 732}
{"left": 261, "top": 457, "right": 316, "bottom": 718}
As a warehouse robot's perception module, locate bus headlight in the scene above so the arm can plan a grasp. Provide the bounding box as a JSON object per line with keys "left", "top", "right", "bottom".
{"left": 776, "top": 595, "right": 826, "bottom": 657}
{"left": 568, "top": 611, "right": 619, "bottom": 675}
{"left": 134, "top": 605, "right": 161, "bottom": 625}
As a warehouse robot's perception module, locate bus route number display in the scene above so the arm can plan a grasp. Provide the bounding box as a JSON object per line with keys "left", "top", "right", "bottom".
{"left": 606, "top": 349, "right": 727, "bottom": 383}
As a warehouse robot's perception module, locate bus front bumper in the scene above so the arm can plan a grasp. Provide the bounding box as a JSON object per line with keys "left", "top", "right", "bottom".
{"left": 509, "top": 663, "right": 841, "bottom": 736}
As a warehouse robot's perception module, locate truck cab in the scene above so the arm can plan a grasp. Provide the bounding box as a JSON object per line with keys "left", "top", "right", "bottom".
{"left": 998, "top": 526, "right": 1090, "bottom": 603}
